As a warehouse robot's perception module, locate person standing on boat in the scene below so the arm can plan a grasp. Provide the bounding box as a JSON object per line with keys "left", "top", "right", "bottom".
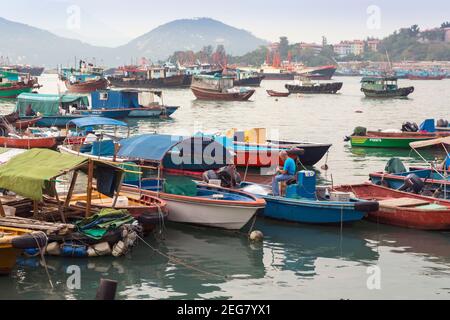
{"left": 271, "top": 151, "right": 296, "bottom": 196}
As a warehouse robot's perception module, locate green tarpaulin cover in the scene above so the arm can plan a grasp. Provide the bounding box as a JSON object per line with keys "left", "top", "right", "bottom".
{"left": 0, "top": 149, "right": 87, "bottom": 200}
{"left": 15, "top": 93, "right": 89, "bottom": 116}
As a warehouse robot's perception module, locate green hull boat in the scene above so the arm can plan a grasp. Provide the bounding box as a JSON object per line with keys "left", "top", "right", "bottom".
{"left": 351, "top": 136, "right": 433, "bottom": 149}
{"left": 0, "top": 85, "right": 33, "bottom": 99}
{"left": 361, "top": 76, "right": 414, "bottom": 99}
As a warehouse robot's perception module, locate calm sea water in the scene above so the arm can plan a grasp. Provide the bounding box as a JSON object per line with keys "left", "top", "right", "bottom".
{"left": 0, "top": 75, "right": 449, "bottom": 300}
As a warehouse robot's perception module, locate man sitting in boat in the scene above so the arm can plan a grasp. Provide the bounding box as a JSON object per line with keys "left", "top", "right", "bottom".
{"left": 25, "top": 104, "right": 36, "bottom": 117}
{"left": 271, "top": 151, "right": 296, "bottom": 196}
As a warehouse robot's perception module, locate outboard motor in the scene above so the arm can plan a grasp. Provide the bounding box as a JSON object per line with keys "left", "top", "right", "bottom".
{"left": 402, "top": 122, "right": 419, "bottom": 132}
{"left": 398, "top": 174, "right": 424, "bottom": 194}
{"left": 437, "top": 119, "right": 449, "bottom": 128}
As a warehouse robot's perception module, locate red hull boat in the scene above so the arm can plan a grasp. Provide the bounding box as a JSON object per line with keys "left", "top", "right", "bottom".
{"left": 0, "top": 136, "right": 57, "bottom": 149}
{"left": 266, "top": 90, "right": 290, "bottom": 97}
{"left": 191, "top": 87, "right": 255, "bottom": 101}
{"left": 65, "top": 78, "right": 109, "bottom": 94}
{"left": 334, "top": 183, "right": 450, "bottom": 230}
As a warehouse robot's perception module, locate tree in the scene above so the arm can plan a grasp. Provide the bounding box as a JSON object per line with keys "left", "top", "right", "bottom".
{"left": 441, "top": 22, "right": 450, "bottom": 29}
{"left": 279, "top": 36, "right": 289, "bottom": 60}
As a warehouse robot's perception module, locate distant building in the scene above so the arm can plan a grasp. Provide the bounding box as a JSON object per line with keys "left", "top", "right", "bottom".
{"left": 298, "top": 42, "right": 323, "bottom": 54}
{"left": 351, "top": 40, "right": 365, "bottom": 55}
{"left": 333, "top": 40, "right": 367, "bottom": 57}
{"left": 367, "top": 39, "right": 380, "bottom": 52}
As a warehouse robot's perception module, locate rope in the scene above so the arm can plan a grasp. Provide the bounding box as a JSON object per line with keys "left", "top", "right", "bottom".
{"left": 136, "top": 234, "right": 227, "bottom": 280}
{"left": 31, "top": 231, "right": 54, "bottom": 289}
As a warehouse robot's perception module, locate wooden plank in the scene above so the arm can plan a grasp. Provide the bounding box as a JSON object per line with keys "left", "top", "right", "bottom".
{"left": 64, "top": 171, "right": 79, "bottom": 209}
{"left": 379, "top": 197, "right": 430, "bottom": 208}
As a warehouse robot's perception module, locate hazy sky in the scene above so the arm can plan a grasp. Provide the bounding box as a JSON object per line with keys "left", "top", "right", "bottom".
{"left": 2, "top": 0, "right": 449, "bottom": 46}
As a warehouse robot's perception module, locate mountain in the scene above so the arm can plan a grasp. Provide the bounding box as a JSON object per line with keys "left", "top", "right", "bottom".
{"left": 0, "top": 17, "right": 268, "bottom": 67}
{"left": 106, "top": 18, "right": 268, "bottom": 62}
{"left": 0, "top": 16, "right": 112, "bottom": 67}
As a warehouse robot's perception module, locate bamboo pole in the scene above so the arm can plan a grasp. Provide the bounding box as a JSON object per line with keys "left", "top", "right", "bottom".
{"left": 86, "top": 160, "right": 94, "bottom": 218}
{"left": 64, "top": 171, "right": 79, "bottom": 208}
{"left": 53, "top": 184, "right": 66, "bottom": 224}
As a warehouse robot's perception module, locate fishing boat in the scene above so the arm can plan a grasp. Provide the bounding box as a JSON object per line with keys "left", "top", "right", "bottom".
{"left": 347, "top": 120, "right": 447, "bottom": 149}
{"left": 61, "top": 61, "right": 109, "bottom": 94}
{"left": 0, "top": 226, "right": 47, "bottom": 275}
{"left": 65, "top": 78, "right": 109, "bottom": 94}
{"left": 108, "top": 64, "right": 187, "bottom": 89}
{"left": 266, "top": 90, "right": 290, "bottom": 97}
{"left": 229, "top": 69, "right": 265, "bottom": 87}
{"left": 334, "top": 183, "right": 450, "bottom": 230}
{"left": 91, "top": 89, "right": 179, "bottom": 118}
{"left": 407, "top": 69, "right": 446, "bottom": 80}
{"left": 285, "top": 78, "right": 343, "bottom": 94}
{"left": 65, "top": 191, "right": 168, "bottom": 232}
{"left": 14, "top": 117, "right": 42, "bottom": 130}
{"left": 0, "top": 70, "right": 40, "bottom": 99}
{"left": 107, "top": 135, "right": 265, "bottom": 230}
{"left": 123, "top": 182, "right": 265, "bottom": 230}
{"left": 262, "top": 171, "right": 378, "bottom": 224}
{"left": 296, "top": 65, "right": 337, "bottom": 81}
{"left": 209, "top": 129, "right": 332, "bottom": 168}
{"left": 15, "top": 93, "right": 132, "bottom": 127}
{"left": 0, "top": 135, "right": 57, "bottom": 149}
{"left": 191, "top": 74, "right": 255, "bottom": 101}
{"left": 361, "top": 76, "right": 414, "bottom": 98}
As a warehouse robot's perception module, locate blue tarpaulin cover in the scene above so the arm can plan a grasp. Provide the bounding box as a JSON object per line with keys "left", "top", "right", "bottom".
{"left": 117, "top": 134, "right": 234, "bottom": 163}
{"left": 68, "top": 117, "right": 128, "bottom": 128}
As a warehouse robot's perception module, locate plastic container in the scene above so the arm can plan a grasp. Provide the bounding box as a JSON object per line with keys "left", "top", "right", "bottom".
{"left": 330, "top": 192, "right": 352, "bottom": 202}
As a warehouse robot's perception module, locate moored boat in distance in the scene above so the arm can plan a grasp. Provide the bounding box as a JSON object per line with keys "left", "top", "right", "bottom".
{"left": 285, "top": 77, "right": 343, "bottom": 94}
{"left": 361, "top": 76, "right": 414, "bottom": 98}
{"left": 0, "top": 69, "right": 40, "bottom": 99}
{"left": 266, "top": 90, "right": 290, "bottom": 97}
{"left": 60, "top": 60, "right": 108, "bottom": 94}
{"left": 191, "top": 74, "right": 255, "bottom": 101}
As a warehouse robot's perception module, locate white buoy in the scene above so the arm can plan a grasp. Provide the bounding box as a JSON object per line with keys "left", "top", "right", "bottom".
{"left": 249, "top": 230, "right": 264, "bottom": 242}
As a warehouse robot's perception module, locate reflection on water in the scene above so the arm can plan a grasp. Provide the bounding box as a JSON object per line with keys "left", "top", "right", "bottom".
{"left": 0, "top": 75, "right": 450, "bottom": 299}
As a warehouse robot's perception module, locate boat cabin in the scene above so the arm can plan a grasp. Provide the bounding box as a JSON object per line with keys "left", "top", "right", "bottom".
{"left": 92, "top": 90, "right": 162, "bottom": 110}
{"left": 15, "top": 93, "right": 90, "bottom": 116}
{"left": 361, "top": 76, "right": 399, "bottom": 91}
{"left": 191, "top": 74, "right": 234, "bottom": 92}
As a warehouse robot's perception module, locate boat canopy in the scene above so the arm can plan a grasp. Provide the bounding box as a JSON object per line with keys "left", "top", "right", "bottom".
{"left": 0, "top": 149, "right": 123, "bottom": 201}
{"left": 419, "top": 119, "right": 436, "bottom": 133}
{"left": 118, "top": 134, "right": 234, "bottom": 164}
{"left": 15, "top": 93, "right": 89, "bottom": 116}
{"left": 68, "top": 117, "right": 128, "bottom": 128}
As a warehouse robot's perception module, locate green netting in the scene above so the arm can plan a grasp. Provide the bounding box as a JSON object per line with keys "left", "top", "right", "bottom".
{"left": 163, "top": 176, "right": 198, "bottom": 197}
{"left": 119, "top": 162, "right": 142, "bottom": 182}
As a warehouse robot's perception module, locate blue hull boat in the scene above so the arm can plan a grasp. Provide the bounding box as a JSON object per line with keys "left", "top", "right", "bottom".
{"left": 261, "top": 171, "right": 378, "bottom": 224}
{"left": 81, "top": 109, "right": 131, "bottom": 119}
{"left": 263, "top": 196, "right": 370, "bottom": 224}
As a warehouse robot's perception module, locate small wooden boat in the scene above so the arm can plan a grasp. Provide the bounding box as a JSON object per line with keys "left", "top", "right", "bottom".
{"left": 334, "top": 183, "right": 450, "bottom": 230}
{"left": 14, "top": 117, "right": 42, "bottom": 130}
{"left": 191, "top": 75, "right": 255, "bottom": 101}
{"left": 65, "top": 78, "right": 109, "bottom": 94}
{"left": 266, "top": 90, "right": 290, "bottom": 97}
{"left": 262, "top": 171, "right": 378, "bottom": 224}
{"left": 122, "top": 182, "right": 265, "bottom": 231}
{"left": 0, "top": 226, "right": 46, "bottom": 275}
{"left": 67, "top": 191, "right": 168, "bottom": 232}
{"left": 0, "top": 136, "right": 57, "bottom": 149}
{"left": 350, "top": 135, "right": 436, "bottom": 149}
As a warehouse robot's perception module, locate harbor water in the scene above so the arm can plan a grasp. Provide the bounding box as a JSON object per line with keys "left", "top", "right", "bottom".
{"left": 0, "top": 75, "right": 449, "bottom": 299}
